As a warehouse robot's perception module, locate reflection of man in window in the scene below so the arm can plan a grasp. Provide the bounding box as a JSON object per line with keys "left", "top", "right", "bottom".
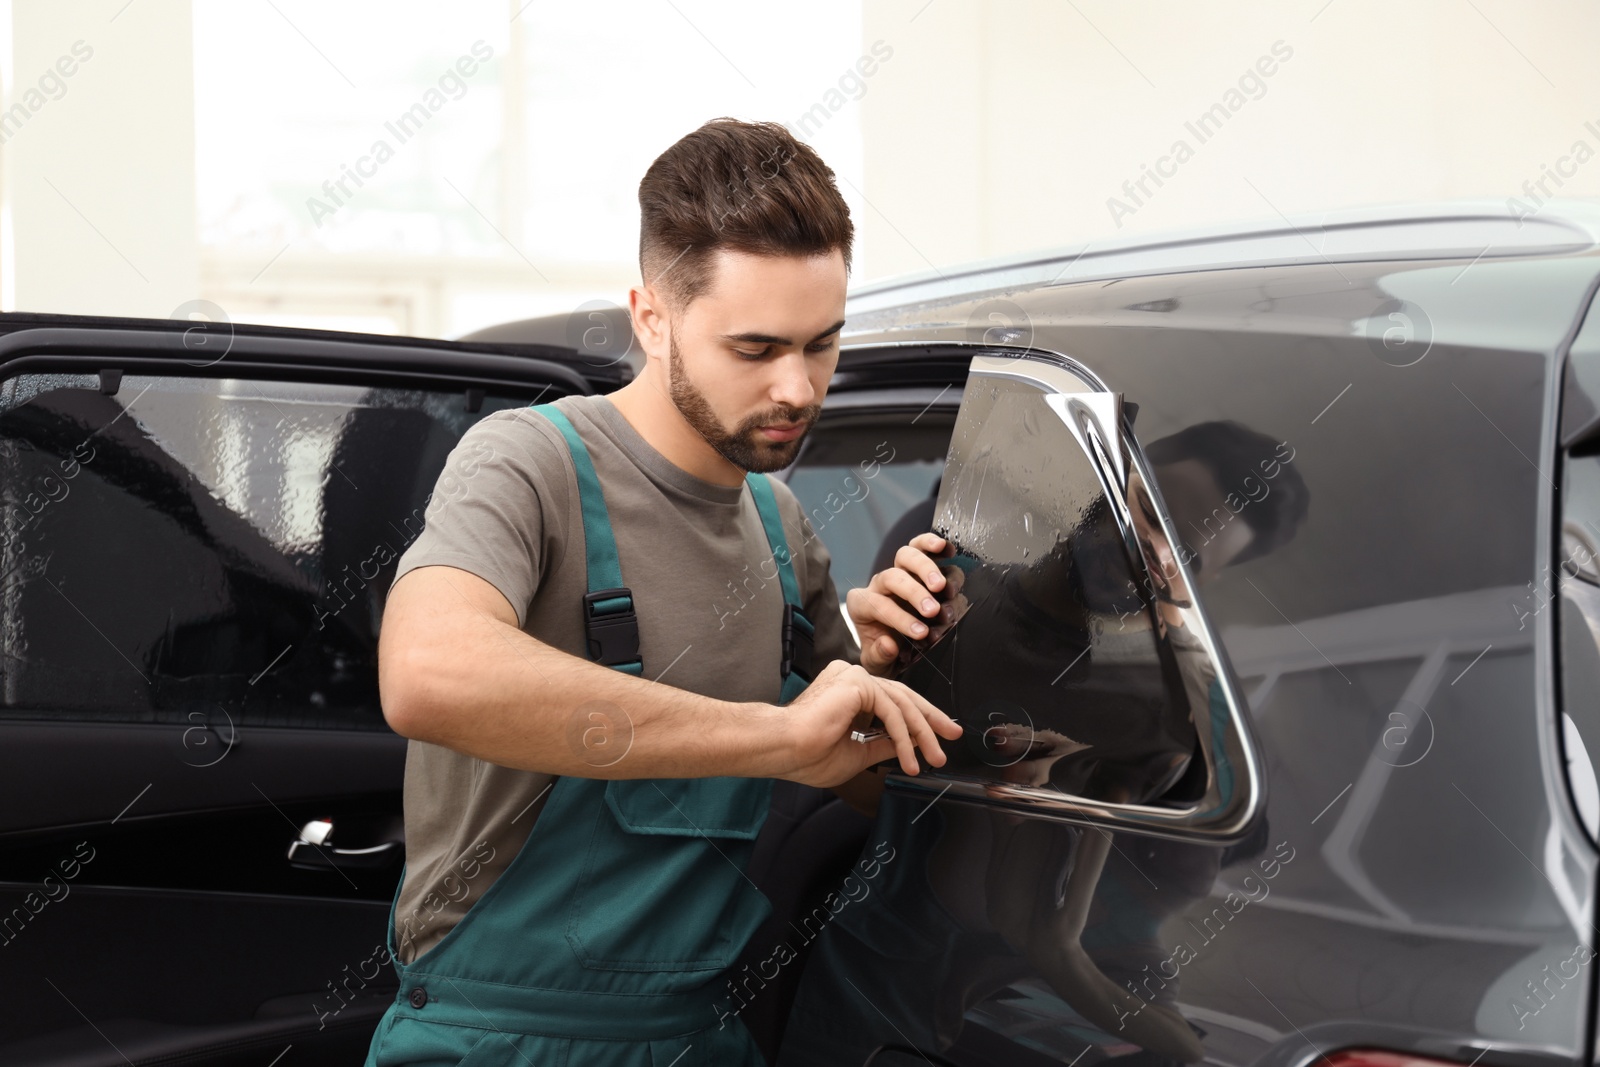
{"left": 873, "top": 417, "right": 1306, "bottom": 648}
{"left": 874, "top": 419, "right": 1307, "bottom": 634}
{"left": 1141, "top": 419, "right": 1306, "bottom": 587}
{"left": 893, "top": 418, "right": 1307, "bottom": 803}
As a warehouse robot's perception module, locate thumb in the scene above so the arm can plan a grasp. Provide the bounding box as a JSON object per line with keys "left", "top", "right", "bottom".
{"left": 861, "top": 633, "right": 896, "bottom": 671}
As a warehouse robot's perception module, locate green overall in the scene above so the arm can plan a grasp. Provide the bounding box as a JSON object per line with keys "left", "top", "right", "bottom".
{"left": 364, "top": 403, "right": 816, "bottom": 1066}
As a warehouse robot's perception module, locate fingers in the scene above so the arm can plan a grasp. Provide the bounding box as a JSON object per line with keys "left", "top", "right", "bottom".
{"left": 914, "top": 685, "right": 965, "bottom": 739}
{"left": 894, "top": 684, "right": 953, "bottom": 769}
{"left": 790, "top": 664, "right": 962, "bottom": 786}
{"left": 866, "top": 546, "right": 962, "bottom": 634}
{"left": 845, "top": 590, "right": 913, "bottom": 673}
{"left": 883, "top": 565, "right": 949, "bottom": 618}
{"left": 889, "top": 547, "right": 947, "bottom": 598}
{"left": 876, "top": 683, "right": 932, "bottom": 774}
{"left": 940, "top": 565, "right": 965, "bottom": 599}
{"left": 859, "top": 671, "right": 963, "bottom": 776}
{"left": 861, "top": 580, "right": 938, "bottom": 641}
{"left": 869, "top": 669, "right": 962, "bottom": 740}
{"left": 882, "top": 696, "right": 920, "bottom": 776}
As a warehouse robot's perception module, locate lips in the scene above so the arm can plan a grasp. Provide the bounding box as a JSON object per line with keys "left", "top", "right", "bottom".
{"left": 759, "top": 422, "right": 806, "bottom": 440}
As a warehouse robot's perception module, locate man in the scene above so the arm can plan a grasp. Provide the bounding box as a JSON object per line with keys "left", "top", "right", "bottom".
{"left": 363, "top": 118, "right": 963, "bottom": 1066}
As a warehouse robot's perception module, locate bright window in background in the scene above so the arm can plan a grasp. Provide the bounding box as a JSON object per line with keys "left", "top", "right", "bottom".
{"left": 192, "top": 0, "right": 865, "bottom": 339}
{"left": 193, "top": 2, "right": 510, "bottom": 260}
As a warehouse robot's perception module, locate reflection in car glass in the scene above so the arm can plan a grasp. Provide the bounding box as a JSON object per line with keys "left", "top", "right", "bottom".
{"left": 0, "top": 372, "right": 526, "bottom": 729}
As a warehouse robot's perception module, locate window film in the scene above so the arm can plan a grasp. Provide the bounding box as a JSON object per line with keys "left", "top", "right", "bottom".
{"left": 896, "top": 371, "right": 1202, "bottom": 807}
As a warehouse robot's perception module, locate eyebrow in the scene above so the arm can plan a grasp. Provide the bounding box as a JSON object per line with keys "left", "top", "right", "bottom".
{"left": 721, "top": 318, "right": 847, "bottom": 346}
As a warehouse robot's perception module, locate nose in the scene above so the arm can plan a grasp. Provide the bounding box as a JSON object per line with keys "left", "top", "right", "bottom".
{"left": 769, "top": 349, "right": 816, "bottom": 414}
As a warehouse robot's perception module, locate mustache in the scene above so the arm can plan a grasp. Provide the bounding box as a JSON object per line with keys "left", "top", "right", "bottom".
{"left": 745, "top": 406, "right": 820, "bottom": 431}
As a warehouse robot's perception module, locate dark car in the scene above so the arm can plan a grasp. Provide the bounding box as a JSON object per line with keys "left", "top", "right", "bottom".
{"left": 3, "top": 198, "right": 1600, "bottom": 1067}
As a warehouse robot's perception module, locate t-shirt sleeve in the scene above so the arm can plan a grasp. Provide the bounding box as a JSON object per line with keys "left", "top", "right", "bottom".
{"left": 773, "top": 479, "right": 860, "bottom": 669}
{"left": 390, "top": 409, "right": 569, "bottom": 630}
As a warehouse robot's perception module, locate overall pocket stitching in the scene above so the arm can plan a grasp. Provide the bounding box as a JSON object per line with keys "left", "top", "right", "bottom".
{"left": 604, "top": 778, "right": 771, "bottom": 838}
{"left": 564, "top": 779, "right": 771, "bottom": 972}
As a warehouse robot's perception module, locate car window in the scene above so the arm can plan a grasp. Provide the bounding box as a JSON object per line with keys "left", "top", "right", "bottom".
{"left": 897, "top": 370, "right": 1204, "bottom": 807}
{"left": 780, "top": 412, "right": 952, "bottom": 603}
{"left": 0, "top": 370, "right": 533, "bottom": 730}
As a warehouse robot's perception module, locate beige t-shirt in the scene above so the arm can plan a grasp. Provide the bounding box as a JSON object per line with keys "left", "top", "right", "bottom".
{"left": 387, "top": 392, "right": 859, "bottom": 964}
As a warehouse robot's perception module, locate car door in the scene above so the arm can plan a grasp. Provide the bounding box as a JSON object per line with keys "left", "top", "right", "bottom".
{"left": 771, "top": 342, "right": 1267, "bottom": 1067}
{"left": 0, "top": 317, "right": 617, "bottom": 1066}
{"left": 719, "top": 344, "right": 967, "bottom": 1062}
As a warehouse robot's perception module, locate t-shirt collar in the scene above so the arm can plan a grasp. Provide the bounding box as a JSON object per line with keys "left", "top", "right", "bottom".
{"left": 586, "top": 394, "right": 750, "bottom": 507}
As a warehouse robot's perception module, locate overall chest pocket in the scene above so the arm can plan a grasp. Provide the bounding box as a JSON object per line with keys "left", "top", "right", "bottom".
{"left": 565, "top": 776, "right": 774, "bottom": 979}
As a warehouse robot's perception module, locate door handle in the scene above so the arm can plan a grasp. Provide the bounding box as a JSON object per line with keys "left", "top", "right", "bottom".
{"left": 287, "top": 818, "right": 402, "bottom": 872}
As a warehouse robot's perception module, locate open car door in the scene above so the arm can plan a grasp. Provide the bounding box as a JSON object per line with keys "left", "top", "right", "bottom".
{"left": 0, "top": 317, "right": 622, "bottom": 1066}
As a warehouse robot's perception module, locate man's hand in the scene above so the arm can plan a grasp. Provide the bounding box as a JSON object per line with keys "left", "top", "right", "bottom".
{"left": 847, "top": 532, "right": 965, "bottom": 676}
{"left": 778, "top": 660, "right": 962, "bottom": 788}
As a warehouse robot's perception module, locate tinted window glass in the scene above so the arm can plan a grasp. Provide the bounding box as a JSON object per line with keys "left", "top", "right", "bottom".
{"left": 898, "top": 372, "right": 1199, "bottom": 805}
{"left": 0, "top": 371, "right": 533, "bottom": 729}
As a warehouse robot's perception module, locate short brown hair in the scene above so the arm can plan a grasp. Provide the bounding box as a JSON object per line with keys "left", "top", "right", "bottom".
{"left": 638, "top": 118, "right": 854, "bottom": 310}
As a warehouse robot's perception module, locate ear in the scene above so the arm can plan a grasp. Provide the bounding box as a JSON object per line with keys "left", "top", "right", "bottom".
{"left": 628, "top": 284, "right": 669, "bottom": 363}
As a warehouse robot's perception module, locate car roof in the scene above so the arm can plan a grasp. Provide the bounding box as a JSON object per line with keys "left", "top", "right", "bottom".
{"left": 845, "top": 196, "right": 1600, "bottom": 316}
{"left": 462, "top": 199, "right": 1600, "bottom": 358}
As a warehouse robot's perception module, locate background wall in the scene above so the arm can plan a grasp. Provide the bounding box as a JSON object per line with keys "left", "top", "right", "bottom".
{"left": 3, "top": 0, "right": 1599, "bottom": 338}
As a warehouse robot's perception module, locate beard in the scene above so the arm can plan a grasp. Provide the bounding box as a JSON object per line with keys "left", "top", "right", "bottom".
{"left": 667, "top": 328, "right": 819, "bottom": 474}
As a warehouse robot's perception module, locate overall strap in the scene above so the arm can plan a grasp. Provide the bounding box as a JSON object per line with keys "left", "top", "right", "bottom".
{"left": 529, "top": 403, "right": 642, "bottom": 676}
{"left": 745, "top": 472, "right": 815, "bottom": 686}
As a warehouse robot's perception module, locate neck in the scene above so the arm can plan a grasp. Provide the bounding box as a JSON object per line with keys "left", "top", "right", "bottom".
{"left": 605, "top": 372, "right": 747, "bottom": 488}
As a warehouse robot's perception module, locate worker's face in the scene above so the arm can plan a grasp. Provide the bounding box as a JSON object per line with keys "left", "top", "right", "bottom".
{"left": 661, "top": 247, "right": 846, "bottom": 473}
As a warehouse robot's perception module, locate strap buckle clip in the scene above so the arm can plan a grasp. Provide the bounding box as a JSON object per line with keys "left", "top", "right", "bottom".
{"left": 782, "top": 602, "right": 816, "bottom": 682}
{"left": 583, "top": 587, "right": 641, "bottom": 670}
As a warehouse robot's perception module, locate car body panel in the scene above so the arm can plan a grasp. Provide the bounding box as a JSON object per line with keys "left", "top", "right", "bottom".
{"left": 775, "top": 208, "right": 1600, "bottom": 1065}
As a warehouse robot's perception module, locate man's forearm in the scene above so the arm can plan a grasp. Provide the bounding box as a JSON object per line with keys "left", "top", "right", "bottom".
{"left": 383, "top": 613, "right": 792, "bottom": 780}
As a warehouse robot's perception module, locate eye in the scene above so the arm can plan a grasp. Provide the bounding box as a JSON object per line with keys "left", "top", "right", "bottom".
{"left": 735, "top": 346, "right": 772, "bottom": 360}
{"left": 806, "top": 339, "right": 837, "bottom": 353}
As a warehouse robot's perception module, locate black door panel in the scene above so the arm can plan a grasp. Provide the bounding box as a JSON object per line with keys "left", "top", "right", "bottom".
{"left": 0, "top": 725, "right": 404, "bottom": 841}
{"left": 0, "top": 322, "right": 591, "bottom": 1064}
{"left": 0, "top": 886, "right": 393, "bottom": 1066}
